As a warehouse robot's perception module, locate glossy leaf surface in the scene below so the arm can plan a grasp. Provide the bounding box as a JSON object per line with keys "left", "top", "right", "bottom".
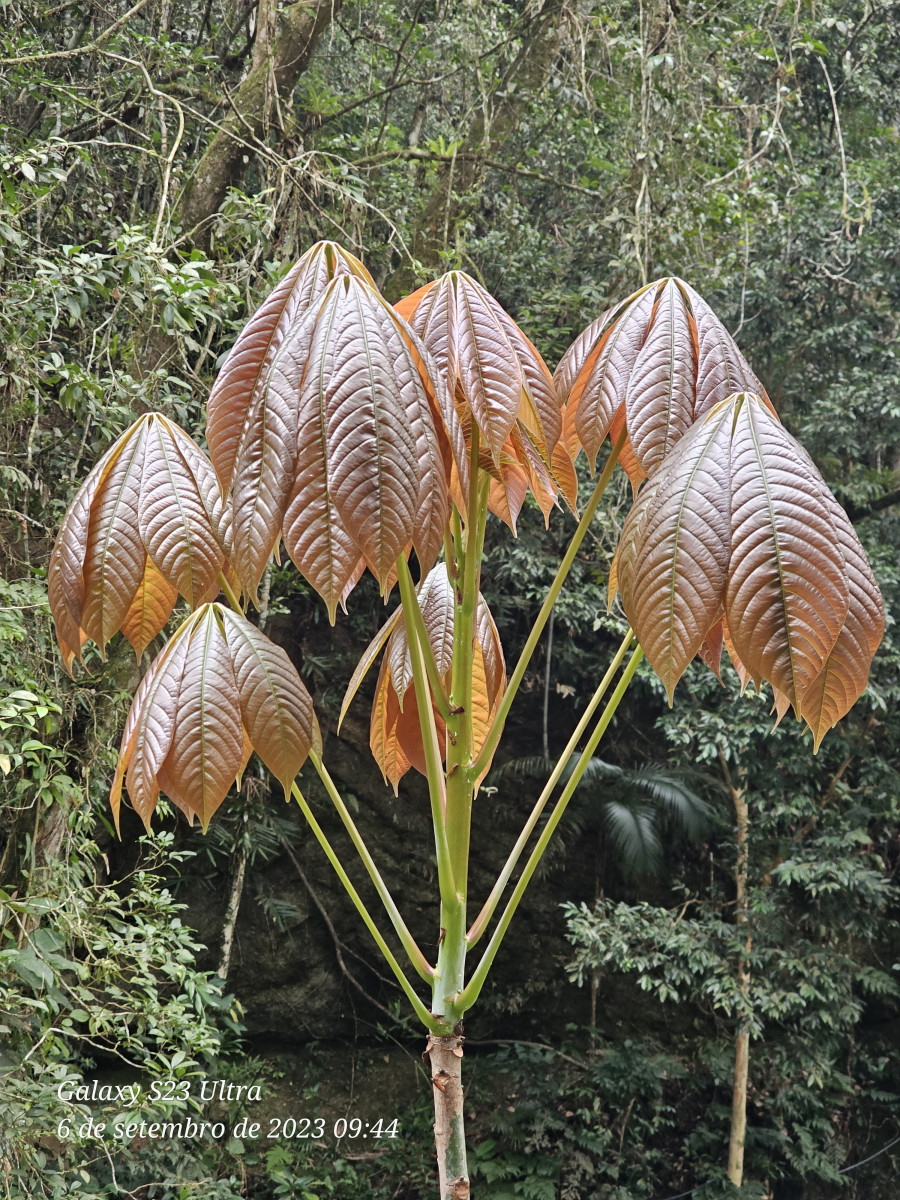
{"left": 368, "top": 563, "right": 506, "bottom": 790}
{"left": 555, "top": 277, "right": 769, "bottom": 479}
{"left": 207, "top": 241, "right": 374, "bottom": 493}
{"left": 49, "top": 413, "right": 228, "bottom": 669}
{"left": 617, "top": 394, "right": 884, "bottom": 738}
{"left": 226, "top": 268, "right": 462, "bottom": 615}
{"left": 399, "top": 272, "right": 570, "bottom": 527}
{"left": 111, "top": 605, "right": 319, "bottom": 832}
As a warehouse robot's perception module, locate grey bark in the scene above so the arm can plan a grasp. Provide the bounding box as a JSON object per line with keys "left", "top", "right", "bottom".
{"left": 179, "top": 0, "right": 342, "bottom": 246}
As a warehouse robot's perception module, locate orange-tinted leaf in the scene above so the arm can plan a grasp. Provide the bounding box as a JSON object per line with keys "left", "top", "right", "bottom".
{"left": 113, "top": 604, "right": 319, "bottom": 832}
{"left": 120, "top": 555, "right": 178, "bottom": 658}
{"left": 568, "top": 286, "right": 657, "bottom": 470}
{"left": 608, "top": 406, "right": 646, "bottom": 494}
{"left": 370, "top": 567, "right": 505, "bottom": 786}
{"left": 50, "top": 415, "right": 227, "bottom": 668}
{"left": 726, "top": 395, "right": 849, "bottom": 712}
{"left": 722, "top": 618, "right": 751, "bottom": 691}
{"left": 370, "top": 652, "right": 411, "bottom": 793}
{"left": 799, "top": 499, "right": 885, "bottom": 749}
{"left": 222, "top": 608, "right": 320, "bottom": 795}
{"left": 80, "top": 421, "right": 148, "bottom": 654}
{"left": 110, "top": 622, "right": 192, "bottom": 832}
{"left": 207, "top": 242, "right": 373, "bottom": 492}
{"left": 559, "top": 278, "right": 776, "bottom": 477}
{"left": 49, "top": 445, "right": 122, "bottom": 671}
{"left": 698, "top": 616, "right": 725, "bottom": 682}
{"left": 551, "top": 438, "right": 579, "bottom": 512}
{"left": 626, "top": 279, "right": 695, "bottom": 473}
{"left": 553, "top": 300, "right": 629, "bottom": 403}
{"left": 475, "top": 594, "right": 506, "bottom": 706}
{"left": 339, "top": 605, "right": 404, "bottom": 731}
{"left": 231, "top": 307, "right": 315, "bottom": 601}
{"left": 139, "top": 416, "right": 227, "bottom": 607}
{"left": 229, "top": 270, "right": 455, "bottom": 616}
{"left": 619, "top": 402, "right": 733, "bottom": 702}
{"left": 118, "top": 615, "right": 195, "bottom": 831}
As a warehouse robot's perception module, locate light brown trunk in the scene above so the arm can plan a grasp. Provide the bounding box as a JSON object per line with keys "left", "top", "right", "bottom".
{"left": 216, "top": 846, "right": 247, "bottom": 980}
{"left": 426, "top": 1033, "right": 469, "bottom": 1199}
{"left": 723, "top": 749, "right": 751, "bottom": 1187}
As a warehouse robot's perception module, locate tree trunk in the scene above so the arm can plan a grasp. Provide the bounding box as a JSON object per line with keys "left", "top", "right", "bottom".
{"left": 426, "top": 1033, "right": 469, "bottom": 1199}
{"left": 179, "top": 0, "right": 342, "bottom": 246}
{"left": 723, "top": 752, "right": 751, "bottom": 1187}
{"left": 216, "top": 845, "right": 247, "bottom": 980}
{"left": 385, "top": 0, "right": 565, "bottom": 295}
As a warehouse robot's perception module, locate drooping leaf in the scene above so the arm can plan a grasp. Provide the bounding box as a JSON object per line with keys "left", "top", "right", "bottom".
{"left": 339, "top": 605, "right": 404, "bottom": 731}
{"left": 677, "top": 280, "right": 766, "bottom": 415}
{"left": 388, "top": 565, "right": 456, "bottom": 705}
{"left": 120, "top": 555, "right": 178, "bottom": 659}
{"left": 139, "top": 416, "right": 228, "bottom": 607}
{"left": 556, "top": 277, "right": 775, "bottom": 476}
{"left": 111, "top": 620, "right": 193, "bottom": 832}
{"left": 625, "top": 279, "right": 695, "bottom": 473}
{"left": 49, "top": 414, "right": 228, "bottom": 668}
{"left": 227, "top": 269, "right": 457, "bottom": 617}
{"left": 617, "top": 394, "right": 882, "bottom": 729}
{"left": 370, "top": 651, "right": 412, "bottom": 794}
{"left": 156, "top": 608, "right": 245, "bottom": 831}
{"left": 618, "top": 403, "right": 733, "bottom": 702}
{"left": 799, "top": 498, "right": 886, "bottom": 749}
{"left": 399, "top": 271, "right": 563, "bottom": 511}
{"left": 222, "top": 608, "right": 321, "bottom": 794}
{"left": 368, "top": 564, "right": 506, "bottom": 787}
{"left": 207, "top": 242, "right": 373, "bottom": 493}
{"left": 112, "top": 604, "right": 317, "bottom": 832}
{"left": 725, "top": 396, "right": 849, "bottom": 711}
{"left": 567, "top": 285, "right": 657, "bottom": 470}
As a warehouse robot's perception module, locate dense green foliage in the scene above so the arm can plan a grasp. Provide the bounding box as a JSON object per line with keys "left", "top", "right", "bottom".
{"left": 1, "top": 0, "right": 899, "bottom": 1196}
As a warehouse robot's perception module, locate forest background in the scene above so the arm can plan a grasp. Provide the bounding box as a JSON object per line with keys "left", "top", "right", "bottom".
{"left": 1, "top": 1, "right": 899, "bottom": 1198}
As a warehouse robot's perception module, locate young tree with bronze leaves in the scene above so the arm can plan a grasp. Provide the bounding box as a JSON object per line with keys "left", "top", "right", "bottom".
{"left": 48, "top": 242, "right": 884, "bottom": 1198}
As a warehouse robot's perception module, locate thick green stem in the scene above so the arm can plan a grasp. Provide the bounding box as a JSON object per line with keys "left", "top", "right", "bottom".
{"left": 467, "top": 627, "right": 635, "bottom": 947}
{"left": 471, "top": 430, "right": 625, "bottom": 779}
{"left": 309, "top": 750, "right": 434, "bottom": 982}
{"left": 291, "top": 782, "right": 438, "bottom": 1031}
{"left": 396, "top": 554, "right": 458, "bottom": 913}
{"left": 396, "top": 554, "right": 452, "bottom": 720}
{"left": 431, "top": 438, "right": 489, "bottom": 1030}
{"left": 217, "top": 570, "right": 243, "bottom": 614}
{"left": 459, "top": 644, "right": 644, "bottom": 1011}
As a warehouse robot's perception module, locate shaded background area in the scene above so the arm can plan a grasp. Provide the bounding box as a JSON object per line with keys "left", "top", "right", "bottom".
{"left": 1, "top": 1, "right": 899, "bottom": 1197}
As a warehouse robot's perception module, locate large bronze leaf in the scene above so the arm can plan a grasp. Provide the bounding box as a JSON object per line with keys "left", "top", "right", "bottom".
{"left": 399, "top": 272, "right": 563, "bottom": 500}
{"left": 799, "top": 497, "right": 885, "bottom": 748}
{"left": 221, "top": 608, "right": 322, "bottom": 793}
{"left": 120, "top": 555, "right": 179, "bottom": 658}
{"left": 49, "top": 414, "right": 227, "bottom": 669}
{"left": 618, "top": 394, "right": 882, "bottom": 730}
{"left": 369, "top": 564, "right": 506, "bottom": 787}
{"left": 227, "top": 269, "right": 456, "bottom": 617}
{"left": 618, "top": 404, "right": 733, "bottom": 701}
{"left": 567, "top": 285, "right": 657, "bottom": 470}
{"left": 625, "top": 279, "right": 695, "bottom": 473}
{"left": 207, "top": 241, "right": 373, "bottom": 493}
{"left": 556, "top": 278, "right": 774, "bottom": 476}
{"left": 111, "top": 605, "right": 318, "bottom": 832}
{"left": 726, "top": 396, "right": 849, "bottom": 710}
